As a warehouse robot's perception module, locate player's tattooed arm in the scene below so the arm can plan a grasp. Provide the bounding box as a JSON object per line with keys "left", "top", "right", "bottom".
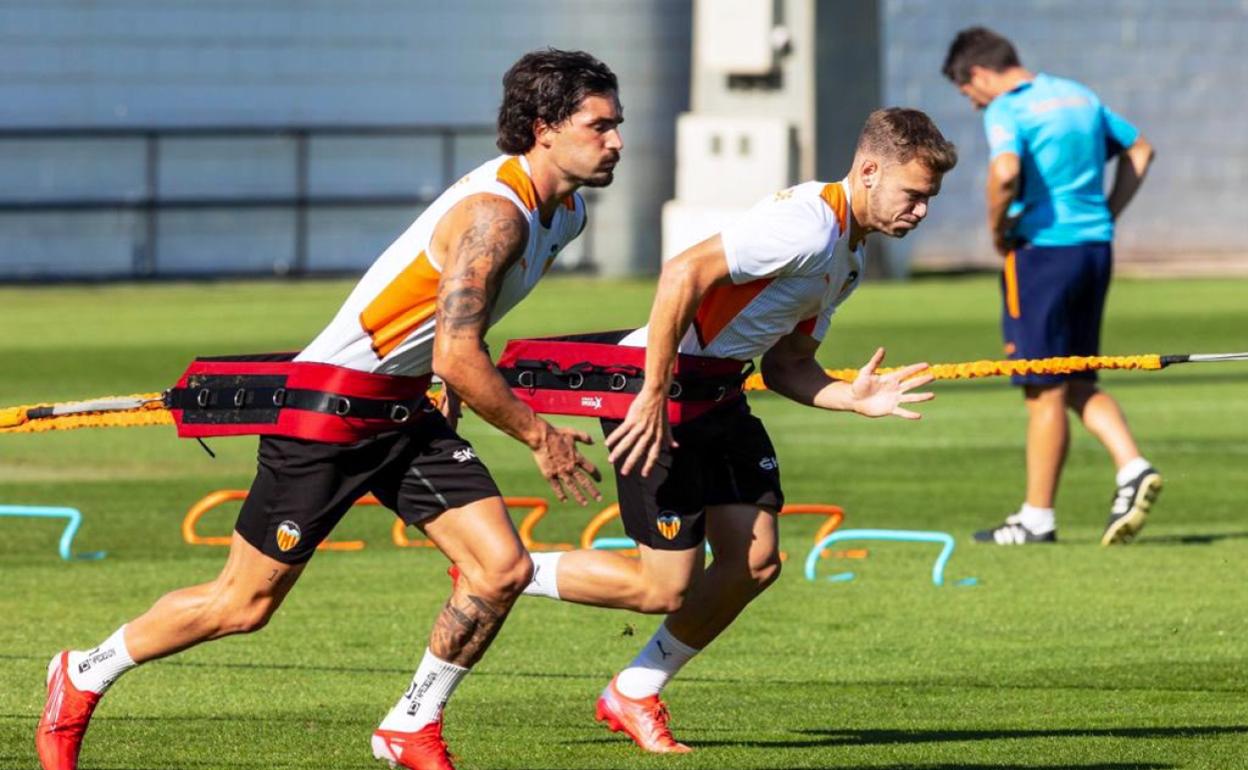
{"left": 432, "top": 194, "right": 601, "bottom": 505}
{"left": 432, "top": 194, "right": 532, "bottom": 437}
{"left": 436, "top": 197, "right": 525, "bottom": 339}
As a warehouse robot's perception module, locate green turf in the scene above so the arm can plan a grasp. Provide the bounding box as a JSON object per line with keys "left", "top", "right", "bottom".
{"left": 1, "top": 275, "right": 1246, "bottom": 769}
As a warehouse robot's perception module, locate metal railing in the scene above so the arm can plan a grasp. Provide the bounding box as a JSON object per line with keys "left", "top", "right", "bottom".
{"left": 0, "top": 124, "right": 535, "bottom": 279}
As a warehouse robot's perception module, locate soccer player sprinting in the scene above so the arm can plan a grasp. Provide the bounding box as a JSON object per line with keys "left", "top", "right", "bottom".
{"left": 516, "top": 109, "right": 954, "bottom": 752}
{"left": 37, "top": 49, "right": 620, "bottom": 770}
{"left": 942, "top": 27, "right": 1160, "bottom": 546}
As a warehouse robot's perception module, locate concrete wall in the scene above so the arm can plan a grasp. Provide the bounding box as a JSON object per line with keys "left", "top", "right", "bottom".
{"left": 0, "top": 0, "right": 692, "bottom": 279}
{"left": 883, "top": 0, "right": 1248, "bottom": 273}
{"left": 6, "top": 1, "right": 1246, "bottom": 279}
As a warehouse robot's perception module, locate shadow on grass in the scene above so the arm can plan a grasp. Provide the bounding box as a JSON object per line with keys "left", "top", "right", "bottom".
{"left": 789, "top": 724, "right": 1247, "bottom": 746}
{"left": 569, "top": 724, "right": 1246, "bottom": 753}
{"left": 868, "top": 765, "right": 1174, "bottom": 770}
{"left": 3, "top": 653, "right": 1246, "bottom": 695}
{"left": 1138, "top": 531, "right": 1248, "bottom": 545}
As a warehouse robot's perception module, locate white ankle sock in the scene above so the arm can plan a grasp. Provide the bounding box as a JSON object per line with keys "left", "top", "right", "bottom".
{"left": 379, "top": 649, "right": 468, "bottom": 732}
{"left": 614, "top": 624, "right": 700, "bottom": 700}
{"left": 521, "top": 551, "right": 563, "bottom": 600}
{"left": 1017, "top": 504, "right": 1055, "bottom": 534}
{"left": 67, "top": 625, "right": 136, "bottom": 694}
{"left": 1116, "top": 457, "right": 1152, "bottom": 487}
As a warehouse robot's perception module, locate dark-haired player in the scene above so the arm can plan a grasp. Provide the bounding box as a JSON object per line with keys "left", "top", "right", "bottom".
{"left": 37, "top": 48, "right": 622, "bottom": 770}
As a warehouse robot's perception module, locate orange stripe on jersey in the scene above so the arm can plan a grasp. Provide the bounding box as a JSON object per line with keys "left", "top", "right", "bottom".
{"left": 359, "top": 250, "right": 441, "bottom": 359}
{"left": 819, "top": 183, "right": 849, "bottom": 233}
{"left": 497, "top": 157, "right": 539, "bottom": 211}
{"left": 693, "top": 278, "right": 774, "bottom": 348}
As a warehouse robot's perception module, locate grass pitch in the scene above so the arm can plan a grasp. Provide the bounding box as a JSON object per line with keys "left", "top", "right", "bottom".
{"left": 1, "top": 275, "right": 1246, "bottom": 769}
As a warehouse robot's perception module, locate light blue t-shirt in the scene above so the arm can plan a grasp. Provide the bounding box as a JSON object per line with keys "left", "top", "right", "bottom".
{"left": 983, "top": 73, "right": 1139, "bottom": 246}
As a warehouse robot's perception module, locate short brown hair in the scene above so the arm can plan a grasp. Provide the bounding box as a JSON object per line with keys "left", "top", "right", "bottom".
{"left": 496, "top": 49, "right": 618, "bottom": 155}
{"left": 856, "top": 108, "right": 958, "bottom": 174}
{"left": 942, "top": 27, "right": 1021, "bottom": 85}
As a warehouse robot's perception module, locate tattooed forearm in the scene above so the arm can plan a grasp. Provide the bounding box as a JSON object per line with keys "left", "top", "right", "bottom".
{"left": 428, "top": 591, "right": 512, "bottom": 668}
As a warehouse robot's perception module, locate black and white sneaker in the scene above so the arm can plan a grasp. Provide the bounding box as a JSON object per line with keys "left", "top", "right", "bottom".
{"left": 973, "top": 515, "right": 1057, "bottom": 545}
{"left": 1101, "top": 466, "right": 1162, "bottom": 545}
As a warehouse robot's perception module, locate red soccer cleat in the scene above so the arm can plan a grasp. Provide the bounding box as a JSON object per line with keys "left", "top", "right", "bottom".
{"left": 371, "top": 719, "right": 456, "bottom": 770}
{"left": 36, "top": 651, "right": 102, "bottom": 770}
{"left": 594, "top": 676, "right": 691, "bottom": 754}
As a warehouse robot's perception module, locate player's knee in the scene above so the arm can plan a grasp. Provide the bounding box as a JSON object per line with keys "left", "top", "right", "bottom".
{"left": 720, "top": 553, "right": 781, "bottom": 598}
{"left": 640, "top": 584, "right": 689, "bottom": 614}
{"left": 470, "top": 552, "right": 533, "bottom": 604}
{"left": 211, "top": 595, "right": 278, "bottom": 636}
{"left": 749, "top": 553, "right": 782, "bottom": 592}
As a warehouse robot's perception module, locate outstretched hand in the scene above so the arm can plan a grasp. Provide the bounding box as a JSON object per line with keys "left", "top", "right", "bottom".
{"left": 850, "top": 347, "right": 935, "bottom": 419}
{"left": 604, "top": 387, "right": 677, "bottom": 477}
{"left": 531, "top": 421, "right": 603, "bottom": 505}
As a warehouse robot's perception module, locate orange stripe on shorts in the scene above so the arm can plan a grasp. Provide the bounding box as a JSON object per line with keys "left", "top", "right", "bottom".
{"left": 1003, "top": 250, "right": 1021, "bottom": 319}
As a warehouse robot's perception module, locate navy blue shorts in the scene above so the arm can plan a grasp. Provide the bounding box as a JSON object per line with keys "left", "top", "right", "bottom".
{"left": 1001, "top": 242, "right": 1113, "bottom": 386}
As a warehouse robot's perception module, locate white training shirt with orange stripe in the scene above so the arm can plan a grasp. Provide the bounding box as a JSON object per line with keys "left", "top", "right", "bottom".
{"left": 621, "top": 179, "right": 863, "bottom": 361}
{"left": 297, "top": 155, "right": 586, "bottom": 375}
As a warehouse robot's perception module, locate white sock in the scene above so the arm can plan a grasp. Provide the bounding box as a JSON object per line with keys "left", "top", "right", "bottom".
{"left": 614, "top": 623, "right": 700, "bottom": 700}
{"left": 1116, "top": 457, "right": 1152, "bottom": 487}
{"left": 1016, "top": 504, "right": 1055, "bottom": 534}
{"left": 66, "top": 625, "right": 137, "bottom": 694}
{"left": 521, "top": 551, "right": 563, "bottom": 600}
{"left": 378, "top": 649, "right": 469, "bottom": 732}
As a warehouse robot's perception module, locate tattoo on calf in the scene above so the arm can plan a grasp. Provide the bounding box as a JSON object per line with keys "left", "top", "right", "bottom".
{"left": 429, "top": 590, "right": 512, "bottom": 668}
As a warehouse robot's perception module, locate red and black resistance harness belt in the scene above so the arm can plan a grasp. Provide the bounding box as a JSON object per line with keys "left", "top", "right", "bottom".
{"left": 496, "top": 332, "right": 754, "bottom": 424}
{"left": 3, "top": 349, "right": 1246, "bottom": 437}
{"left": 164, "top": 353, "right": 434, "bottom": 443}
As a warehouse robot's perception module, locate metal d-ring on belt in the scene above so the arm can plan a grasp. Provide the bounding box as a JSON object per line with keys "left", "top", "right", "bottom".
{"left": 169, "top": 384, "right": 427, "bottom": 424}
{"left": 503, "top": 358, "right": 751, "bottom": 403}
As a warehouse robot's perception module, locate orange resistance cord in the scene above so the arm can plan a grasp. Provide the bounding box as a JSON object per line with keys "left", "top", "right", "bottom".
{"left": 743, "top": 354, "right": 1163, "bottom": 390}
{"left": 0, "top": 393, "right": 170, "bottom": 434}
{"left": 1, "top": 354, "right": 1166, "bottom": 435}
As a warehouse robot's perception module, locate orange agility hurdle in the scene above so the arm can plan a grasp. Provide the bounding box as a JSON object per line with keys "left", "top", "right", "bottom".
{"left": 580, "top": 504, "right": 638, "bottom": 556}
{"left": 182, "top": 489, "right": 366, "bottom": 551}
{"left": 395, "top": 496, "right": 553, "bottom": 549}
{"left": 512, "top": 497, "right": 570, "bottom": 551}
{"left": 577, "top": 502, "right": 857, "bottom": 561}
{"left": 185, "top": 490, "right": 553, "bottom": 552}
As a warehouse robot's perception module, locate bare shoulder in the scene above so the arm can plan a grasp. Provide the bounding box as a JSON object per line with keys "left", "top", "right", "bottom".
{"left": 441, "top": 192, "right": 529, "bottom": 264}
{"left": 435, "top": 193, "right": 530, "bottom": 337}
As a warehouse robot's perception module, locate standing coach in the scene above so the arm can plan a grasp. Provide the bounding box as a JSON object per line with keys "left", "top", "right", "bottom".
{"left": 942, "top": 27, "right": 1160, "bottom": 546}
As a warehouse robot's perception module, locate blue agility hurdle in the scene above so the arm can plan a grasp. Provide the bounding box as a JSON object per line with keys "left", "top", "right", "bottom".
{"left": 0, "top": 505, "right": 106, "bottom": 561}
{"left": 804, "top": 528, "right": 974, "bottom": 587}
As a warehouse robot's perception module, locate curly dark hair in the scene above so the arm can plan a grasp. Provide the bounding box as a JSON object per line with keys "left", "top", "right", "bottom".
{"left": 856, "top": 108, "right": 958, "bottom": 174}
{"left": 497, "top": 48, "right": 619, "bottom": 155}
{"left": 942, "top": 27, "right": 1021, "bottom": 85}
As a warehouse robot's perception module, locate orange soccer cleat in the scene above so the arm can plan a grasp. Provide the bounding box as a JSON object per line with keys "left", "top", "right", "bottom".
{"left": 371, "top": 719, "right": 456, "bottom": 770}
{"left": 36, "top": 651, "right": 103, "bottom": 770}
{"left": 594, "top": 676, "right": 691, "bottom": 754}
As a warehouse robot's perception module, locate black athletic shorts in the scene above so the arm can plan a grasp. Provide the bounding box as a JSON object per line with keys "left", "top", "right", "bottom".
{"left": 601, "top": 397, "right": 783, "bottom": 551}
{"left": 234, "top": 407, "right": 500, "bottom": 564}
